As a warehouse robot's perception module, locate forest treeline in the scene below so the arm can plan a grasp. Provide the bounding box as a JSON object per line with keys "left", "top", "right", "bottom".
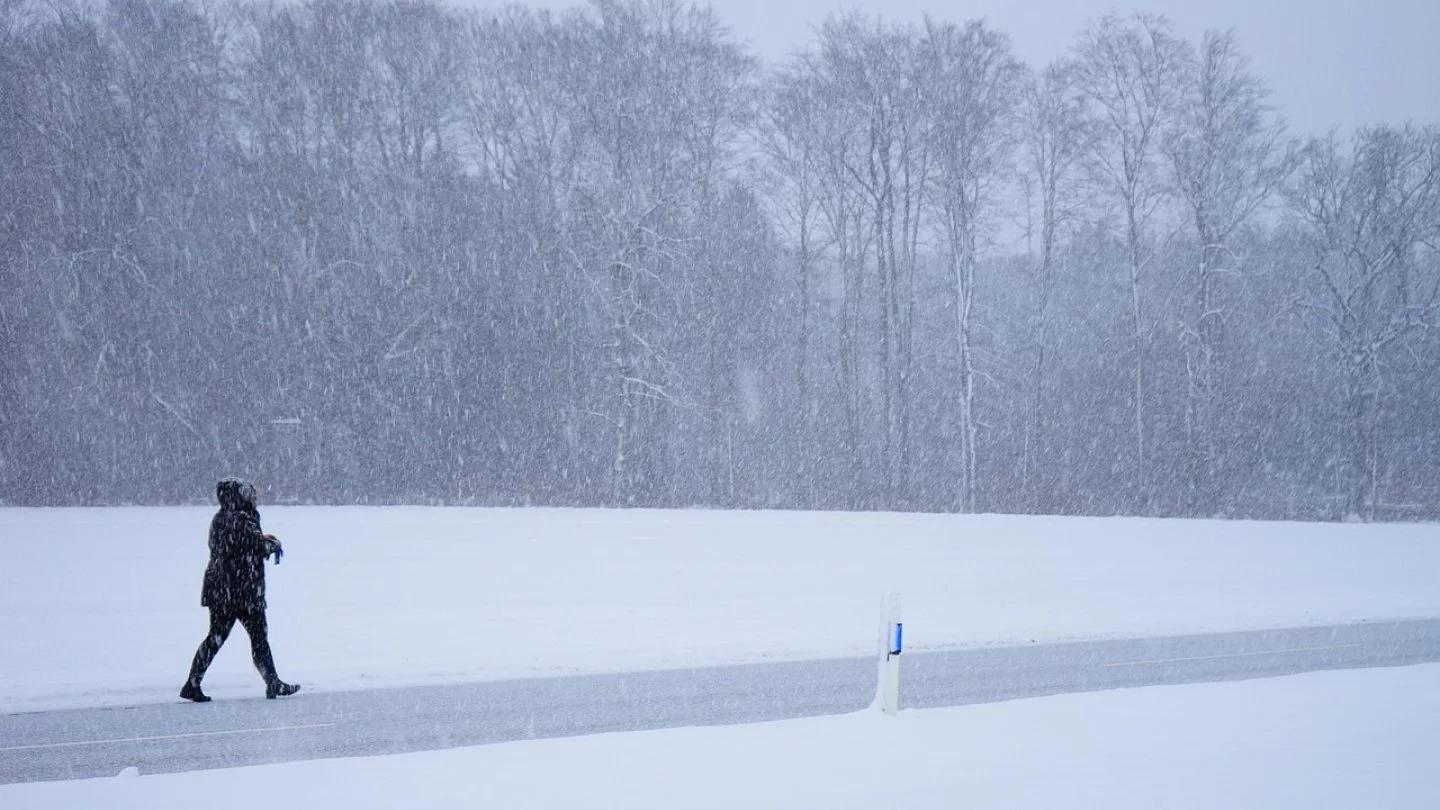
{"left": 3, "top": 0, "right": 1438, "bottom": 518}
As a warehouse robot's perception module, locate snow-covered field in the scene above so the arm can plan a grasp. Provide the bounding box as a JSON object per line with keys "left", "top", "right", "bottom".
{"left": 5, "top": 663, "right": 1437, "bottom": 809}
{"left": 2, "top": 507, "right": 1437, "bottom": 713}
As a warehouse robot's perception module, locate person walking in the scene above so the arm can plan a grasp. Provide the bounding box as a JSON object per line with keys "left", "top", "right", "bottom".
{"left": 181, "top": 477, "right": 300, "bottom": 702}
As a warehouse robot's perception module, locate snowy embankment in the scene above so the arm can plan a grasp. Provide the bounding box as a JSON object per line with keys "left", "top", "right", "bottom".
{"left": 1, "top": 507, "right": 1437, "bottom": 713}
{"left": 5, "top": 664, "right": 1438, "bottom": 809}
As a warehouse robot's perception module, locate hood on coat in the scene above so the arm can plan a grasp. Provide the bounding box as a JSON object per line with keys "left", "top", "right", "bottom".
{"left": 216, "top": 477, "right": 257, "bottom": 511}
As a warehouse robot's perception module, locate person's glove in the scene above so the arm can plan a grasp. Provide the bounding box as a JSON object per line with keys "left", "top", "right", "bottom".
{"left": 264, "top": 534, "right": 284, "bottom": 564}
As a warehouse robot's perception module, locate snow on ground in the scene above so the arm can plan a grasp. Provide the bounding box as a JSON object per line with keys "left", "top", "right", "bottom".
{"left": 5, "top": 663, "right": 1438, "bottom": 809}
{"left": 1, "top": 507, "right": 1438, "bottom": 713}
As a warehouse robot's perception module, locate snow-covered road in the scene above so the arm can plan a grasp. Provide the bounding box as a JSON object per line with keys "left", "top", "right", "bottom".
{"left": 4, "top": 618, "right": 1437, "bottom": 785}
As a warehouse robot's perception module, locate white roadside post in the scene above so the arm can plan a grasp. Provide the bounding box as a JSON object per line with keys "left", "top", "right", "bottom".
{"left": 877, "top": 592, "right": 902, "bottom": 716}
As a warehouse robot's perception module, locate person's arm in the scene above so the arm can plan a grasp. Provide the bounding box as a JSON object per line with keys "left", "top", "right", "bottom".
{"left": 236, "top": 513, "right": 272, "bottom": 556}
{"left": 260, "top": 529, "right": 284, "bottom": 563}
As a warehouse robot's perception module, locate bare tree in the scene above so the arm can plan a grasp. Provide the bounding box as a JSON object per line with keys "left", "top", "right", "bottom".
{"left": 805, "top": 48, "right": 873, "bottom": 502}
{"left": 1290, "top": 126, "right": 1440, "bottom": 520}
{"left": 760, "top": 66, "right": 824, "bottom": 504}
{"left": 560, "top": 0, "right": 754, "bottom": 503}
{"left": 462, "top": 6, "right": 590, "bottom": 488}
{"left": 780, "top": 17, "right": 916, "bottom": 507}
{"left": 368, "top": 0, "right": 465, "bottom": 178}
{"left": 1165, "top": 29, "right": 1297, "bottom": 516}
{"left": 809, "top": 16, "right": 931, "bottom": 506}
{"left": 463, "top": 6, "right": 579, "bottom": 215}
{"left": 1073, "top": 13, "right": 1190, "bottom": 512}
{"left": 1017, "top": 59, "right": 1089, "bottom": 508}
{"left": 920, "top": 18, "right": 1023, "bottom": 512}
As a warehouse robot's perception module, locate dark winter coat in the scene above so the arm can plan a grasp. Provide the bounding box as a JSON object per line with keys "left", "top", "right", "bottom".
{"left": 201, "top": 478, "right": 274, "bottom": 613}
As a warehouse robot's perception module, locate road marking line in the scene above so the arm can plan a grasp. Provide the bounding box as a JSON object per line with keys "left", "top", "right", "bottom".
{"left": 1103, "top": 643, "right": 1362, "bottom": 668}
{"left": 0, "top": 723, "right": 335, "bottom": 753}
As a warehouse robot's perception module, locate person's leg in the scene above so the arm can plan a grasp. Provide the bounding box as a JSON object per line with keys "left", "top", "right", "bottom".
{"left": 237, "top": 609, "right": 277, "bottom": 684}
{"left": 183, "top": 610, "right": 236, "bottom": 700}
{"left": 238, "top": 609, "right": 301, "bottom": 698}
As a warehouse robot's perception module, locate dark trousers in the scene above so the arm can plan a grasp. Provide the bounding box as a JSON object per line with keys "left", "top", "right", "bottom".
{"left": 187, "top": 607, "right": 278, "bottom": 687}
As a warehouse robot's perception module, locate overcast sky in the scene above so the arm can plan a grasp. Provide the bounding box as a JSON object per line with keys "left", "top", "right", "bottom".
{"left": 453, "top": 0, "right": 1440, "bottom": 136}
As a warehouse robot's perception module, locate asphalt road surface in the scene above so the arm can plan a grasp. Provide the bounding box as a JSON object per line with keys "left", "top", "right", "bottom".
{"left": 3, "top": 618, "right": 1438, "bottom": 784}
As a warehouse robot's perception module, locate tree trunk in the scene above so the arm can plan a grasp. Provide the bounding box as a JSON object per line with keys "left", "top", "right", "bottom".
{"left": 1126, "top": 205, "right": 1149, "bottom": 513}
{"left": 1185, "top": 232, "right": 1220, "bottom": 516}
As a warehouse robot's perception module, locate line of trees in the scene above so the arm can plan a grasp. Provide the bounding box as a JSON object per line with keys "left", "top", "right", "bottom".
{"left": 3, "top": 0, "right": 1438, "bottom": 519}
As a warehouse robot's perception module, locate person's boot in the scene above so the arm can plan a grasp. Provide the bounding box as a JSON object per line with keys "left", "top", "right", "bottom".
{"left": 180, "top": 682, "right": 211, "bottom": 703}
{"left": 266, "top": 680, "right": 301, "bottom": 699}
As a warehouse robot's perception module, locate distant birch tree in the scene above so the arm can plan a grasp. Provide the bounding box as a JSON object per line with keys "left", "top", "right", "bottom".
{"left": 1074, "top": 13, "right": 1190, "bottom": 512}
{"left": 920, "top": 18, "right": 1024, "bottom": 512}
